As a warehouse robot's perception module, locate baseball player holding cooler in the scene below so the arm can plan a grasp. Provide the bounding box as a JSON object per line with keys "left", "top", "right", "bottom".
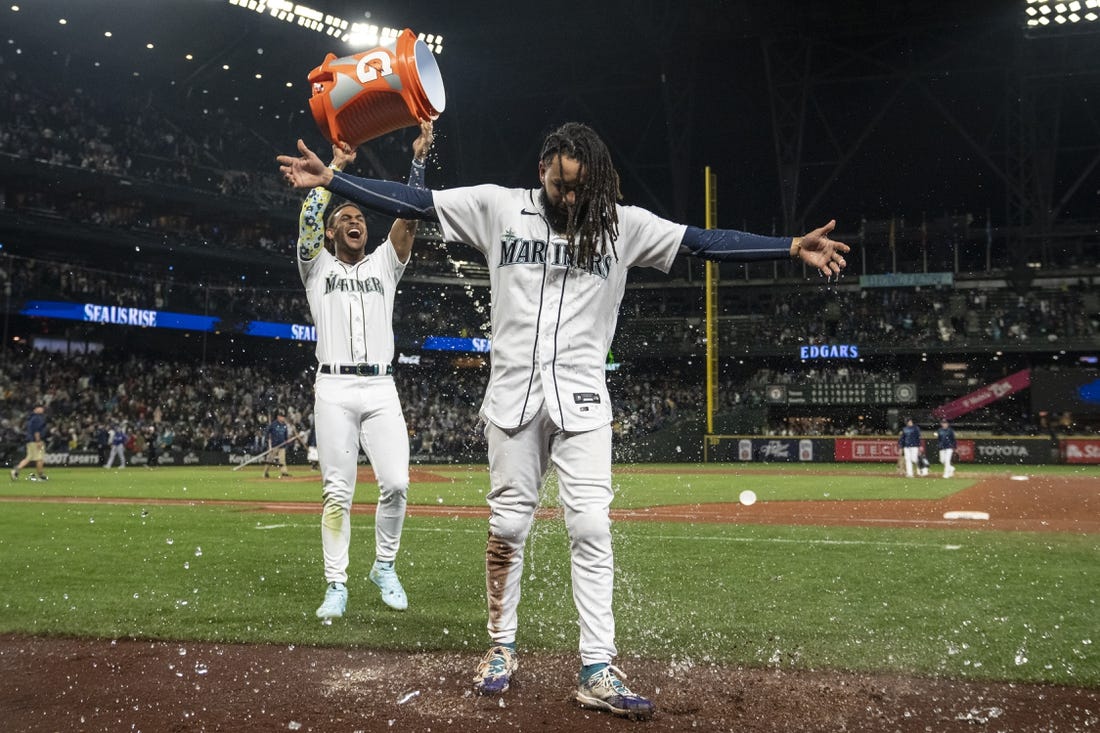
{"left": 301, "top": 121, "right": 434, "bottom": 619}
{"left": 278, "top": 121, "right": 850, "bottom": 720}
{"left": 936, "top": 418, "right": 957, "bottom": 478}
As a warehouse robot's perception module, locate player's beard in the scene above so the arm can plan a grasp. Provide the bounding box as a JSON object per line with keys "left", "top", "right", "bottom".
{"left": 540, "top": 189, "right": 576, "bottom": 237}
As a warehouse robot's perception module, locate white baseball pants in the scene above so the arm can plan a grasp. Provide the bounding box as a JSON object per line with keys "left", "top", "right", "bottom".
{"left": 484, "top": 406, "right": 616, "bottom": 666}
{"left": 939, "top": 448, "right": 955, "bottom": 477}
{"left": 314, "top": 373, "right": 409, "bottom": 584}
{"left": 903, "top": 446, "right": 919, "bottom": 477}
{"left": 105, "top": 444, "right": 126, "bottom": 468}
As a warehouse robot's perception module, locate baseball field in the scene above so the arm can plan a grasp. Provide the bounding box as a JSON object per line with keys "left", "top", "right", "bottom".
{"left": 1, "top": 463, "right": 1096, "bottom": 731}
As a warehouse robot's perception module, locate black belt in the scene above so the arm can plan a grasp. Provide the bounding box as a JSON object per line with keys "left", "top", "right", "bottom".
{"left": 319, "top": 363, "right": 393, "bottom": 376}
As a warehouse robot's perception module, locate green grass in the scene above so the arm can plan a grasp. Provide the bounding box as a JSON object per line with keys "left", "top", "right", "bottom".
{"left": 0, "top": 464, "right": 1097, "bottom": 688}
{"left": 0, "top": 462, "right": 1071, "bottom": 507}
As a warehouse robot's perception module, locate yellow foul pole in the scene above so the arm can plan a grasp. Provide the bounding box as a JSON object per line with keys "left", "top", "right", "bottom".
{"left": 704, "top": 167, "right": 718, "bottom": 442}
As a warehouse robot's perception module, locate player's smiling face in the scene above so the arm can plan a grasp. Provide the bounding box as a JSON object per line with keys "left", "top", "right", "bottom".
{"left": 326, "top": 204, "right": 368, "bottom": 263}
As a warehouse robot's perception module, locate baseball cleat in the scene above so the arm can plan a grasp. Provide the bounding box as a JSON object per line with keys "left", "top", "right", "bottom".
{"left": 315, "top": 581, "right": 347, "bottom": 619}
{"left": 473, "top": 645, "right": 517, "bottom": 695}
{"left": 9, "top": 469, "right": 17, "bottom": 481}
{"left": 575, "top": 665, "right": 655, "bottom": 720}
{"left": 369, "top": 561, "right": 408, "bottom": 611}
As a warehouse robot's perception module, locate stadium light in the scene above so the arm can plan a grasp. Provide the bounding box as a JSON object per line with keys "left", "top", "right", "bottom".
{"left": 1024, "top": 0, "right": 1100, "bottom": 32}
{"left": 225, "top": 0, "right": 444, "bottom": 53}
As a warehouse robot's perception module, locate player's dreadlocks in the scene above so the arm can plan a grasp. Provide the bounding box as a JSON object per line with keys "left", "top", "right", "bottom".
{"left": 539, "top": 122, "right": 622, "bottom": 265}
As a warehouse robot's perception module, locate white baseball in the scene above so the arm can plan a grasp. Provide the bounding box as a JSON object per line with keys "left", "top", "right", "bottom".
{"left": 739, "top": 490, "right": 757, "bottom": 506}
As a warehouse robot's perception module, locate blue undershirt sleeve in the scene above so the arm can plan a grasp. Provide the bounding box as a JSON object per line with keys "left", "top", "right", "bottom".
{"left": 679, "top": 225, "right": 793, "bottom": 262}
{"left": 328, "top": 170, "right": 439, "bottom": 221}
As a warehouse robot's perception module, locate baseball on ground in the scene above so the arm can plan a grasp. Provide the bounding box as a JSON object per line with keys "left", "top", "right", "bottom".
{"left": 739, "top": 490, "right": 757, "bottom": 506}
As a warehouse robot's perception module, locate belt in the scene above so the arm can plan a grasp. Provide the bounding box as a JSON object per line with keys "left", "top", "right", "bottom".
{"left": 319, "top": 363, "right": 393, "bottom": 376}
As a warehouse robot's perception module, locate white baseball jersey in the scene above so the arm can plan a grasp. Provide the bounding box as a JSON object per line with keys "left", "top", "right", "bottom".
{"left": 432, "top": 185, "right": 686, "bottom": 432}
{"left": 297, "top": 184, "right": 411, "bottom": 586}
{"left": 297, "top": 186, "right": 407, "bottom": 365}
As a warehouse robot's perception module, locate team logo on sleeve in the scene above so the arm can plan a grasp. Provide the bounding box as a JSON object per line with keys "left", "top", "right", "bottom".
{"left": 498, "top": 232, "right": 612, "bottom": 279}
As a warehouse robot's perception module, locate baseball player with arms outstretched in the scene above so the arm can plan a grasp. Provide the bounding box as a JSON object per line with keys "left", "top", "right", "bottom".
{"left": 301, "top": 121, "right": 434, "bottom": 620}
{"left": 279, "top": 121, "right": 849, "bottom": 719}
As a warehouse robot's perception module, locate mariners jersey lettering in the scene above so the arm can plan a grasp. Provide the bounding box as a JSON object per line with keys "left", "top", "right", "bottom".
{"left": 324, "top": 273, "right": 385, "bottom": 294}
{"left": 432, "top": 185, "right": 686, "bottom": 431}
{"left": 498, "top": 234, "right": 614, "bottom": 278}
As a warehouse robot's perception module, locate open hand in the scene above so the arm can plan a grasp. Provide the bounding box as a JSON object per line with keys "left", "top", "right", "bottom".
{"left": 276, "top": 139, "right": 334, "bottom": 189}
{"left": 796, "top": 220, "right": 850, "bottom": 279}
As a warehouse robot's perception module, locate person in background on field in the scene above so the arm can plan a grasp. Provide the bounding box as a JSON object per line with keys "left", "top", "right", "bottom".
{"left": 105, "top": 424, "right": 127, "bottom": 469}
{"left": 11, "top": 405, "right": 48, "bottom": 481}
{"left": 936, "top": 418, "right": 957, "bottom": 478}
{"left": 264, "top": 411, "right": 292, "bottom": 479}
{"left": 898, "top": 417, "right": 922, "bottom": 478}
{"left": 306, "top": 417, "right": 319, "bottom": 471}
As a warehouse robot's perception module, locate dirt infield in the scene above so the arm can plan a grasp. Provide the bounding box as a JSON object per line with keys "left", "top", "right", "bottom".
{"left": 1, "top": 473, "right": 1097, "bottom": 731}
{"left": 2, "top": 635, "right": 1097, "bottom": 733}
{"left": 7, "top": 471, "right": 1094, "bottom": 534}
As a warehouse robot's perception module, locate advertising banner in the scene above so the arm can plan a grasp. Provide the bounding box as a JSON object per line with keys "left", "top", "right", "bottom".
{"left": 1062, "top": 438, "right": 1100, "bottom": 464}
{"left": 834, "top": 438, "right": 903, "bottom": 462}
{"left": 932, "top": 369, "right": 1031, "bottom": 420}
{"left": 951, "top": 440, "right": 975, "bottom": 463}
{"left": 732, "top": 438, "right": 834, "bottom": 463}
{"left": 970, "top": 438, "right": 1051, "bottom": 465}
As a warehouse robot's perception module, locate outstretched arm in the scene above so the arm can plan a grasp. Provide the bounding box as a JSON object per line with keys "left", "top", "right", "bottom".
{"left": 389, "top": 120, "right": 435, "bottom": 262}
{"left": 679, "top": 219, "right": 849, "bottom": 278}
{"left": 297, "top": 142, "right": 357, "bottom": 262}
{"left": 279, "top": 139, "right": 437, "bottom": 221}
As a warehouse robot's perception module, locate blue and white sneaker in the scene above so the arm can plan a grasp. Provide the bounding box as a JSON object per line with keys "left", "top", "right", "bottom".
{"left": 575, "top": 665, "right": 655, "bottom": 720}
{"left": 369, "top": 561, "right": 408, "bottom": 611}
{"left": 473, "top": 645, "right": 518, "bottom": 695}
{"left": 315, "top": 582, "right": 347, "bottom": 620}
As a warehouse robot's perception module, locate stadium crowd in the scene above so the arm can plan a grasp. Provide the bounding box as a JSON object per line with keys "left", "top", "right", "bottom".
{"left": 5, "top": 252, "right": 1098, "bottom": 356}
{"left": 0, "top": 343, "right": 700, "bottom": 466}
{"left": 2, "top": 51, "right": 1097, "bottom": 462}
{"left": 4, "top": 51, "right": 1098, "bottom": 357}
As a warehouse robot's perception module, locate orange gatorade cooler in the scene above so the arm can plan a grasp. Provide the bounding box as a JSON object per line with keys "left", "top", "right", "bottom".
{"left": 308, "top": 28, "right": 445, "bottom": 146}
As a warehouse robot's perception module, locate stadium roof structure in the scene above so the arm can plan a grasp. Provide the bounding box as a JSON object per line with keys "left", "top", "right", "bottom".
{"left": 4, "top": 0, "right": 1099, "bottom": 262}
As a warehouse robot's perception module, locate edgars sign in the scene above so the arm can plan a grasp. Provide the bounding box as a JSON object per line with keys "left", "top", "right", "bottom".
{"left": 799, "top": 344, "right": 860, "bottom": 359}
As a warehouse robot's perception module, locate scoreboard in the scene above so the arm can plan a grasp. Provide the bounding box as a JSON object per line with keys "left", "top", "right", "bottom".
{"left": 766, "top": 383, "right": 917, "bottom": 405}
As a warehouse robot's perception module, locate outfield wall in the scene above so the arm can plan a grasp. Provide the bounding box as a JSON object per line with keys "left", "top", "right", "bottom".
{"left": 704, "top": 436, "right": 1093, "bottom": 465}
{"left": 26, "top": 436, "right": 1100, "bottom": 467}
